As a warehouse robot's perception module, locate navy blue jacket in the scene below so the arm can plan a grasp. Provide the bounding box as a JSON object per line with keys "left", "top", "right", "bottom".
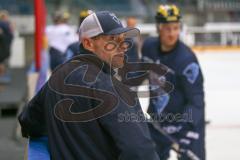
{"left": 142, "top": 37, "right": 205, "bottom": 128}
{"left": 0, "top": 20, "right": 13, "bottom": 62}
{"left": 18, "top": 46, "right": 159, "bottom": 160}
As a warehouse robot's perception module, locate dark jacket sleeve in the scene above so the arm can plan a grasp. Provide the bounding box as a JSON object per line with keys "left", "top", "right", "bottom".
{"left": 98, "top": 84, "right": 160, "bottom": 160}
{"left": 18, "top": 85, "right": 47, "bottom": 138}
{"left": 99, "top": 105, "right": 160, "bottom": 160}
{"left": 94, "top": 71, "right": 159, "bottom": 160}
{"left": 179, "top": 53, "right": 205, "bottom": 127}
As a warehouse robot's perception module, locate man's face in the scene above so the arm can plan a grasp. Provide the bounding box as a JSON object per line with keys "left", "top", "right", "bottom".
{"left": 91, "top": 34, "right": 131, "bottom": 68}
{"left": 157, "top": 22, "right": 181, "bottom": 50}
{"left": 127, "top": 17, "right": 137, "bottom": 28}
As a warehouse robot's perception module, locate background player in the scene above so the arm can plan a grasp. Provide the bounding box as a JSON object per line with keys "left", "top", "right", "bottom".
{"left": 142, "top": 4, "right": 205, "bottom": 160}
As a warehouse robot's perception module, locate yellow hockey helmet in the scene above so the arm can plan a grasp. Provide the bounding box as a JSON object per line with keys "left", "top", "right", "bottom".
{"left": 155, "top": 4, "right": 181, "bottom": 23}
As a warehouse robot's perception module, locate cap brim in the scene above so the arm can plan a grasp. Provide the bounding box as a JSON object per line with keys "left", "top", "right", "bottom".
{"left": 103, "top": 27, "right": 140, "bottom": 38}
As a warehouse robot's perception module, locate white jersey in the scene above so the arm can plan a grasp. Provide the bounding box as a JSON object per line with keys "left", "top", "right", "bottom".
{"left": 46, "top": 24, "right": 77, "bottom": 54}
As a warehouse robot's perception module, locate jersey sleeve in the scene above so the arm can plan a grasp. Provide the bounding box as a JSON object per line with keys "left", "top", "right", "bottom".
{"left": 178, "top": 53, "right": 205, "bottom": 127}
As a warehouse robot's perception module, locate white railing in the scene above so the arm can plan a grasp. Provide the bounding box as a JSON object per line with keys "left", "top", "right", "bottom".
{"left": 137, "top": 22, "right": 240, "bottom": 47}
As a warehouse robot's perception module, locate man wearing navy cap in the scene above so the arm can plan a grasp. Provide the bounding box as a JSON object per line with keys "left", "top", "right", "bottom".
{"left": 18, "top": 11, "right": 160, "bottom": 160}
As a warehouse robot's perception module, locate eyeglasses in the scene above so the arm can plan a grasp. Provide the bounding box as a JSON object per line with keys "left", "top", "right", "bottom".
{"left": 91, "top": 35, "right": 134, "bottom": 52}
{"left": 103, "top": 39, "right": 133, "bottom": 52}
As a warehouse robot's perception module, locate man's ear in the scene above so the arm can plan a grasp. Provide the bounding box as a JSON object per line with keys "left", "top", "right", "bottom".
{"left": 82, "top": 37, "right": 95, "bottom": 52}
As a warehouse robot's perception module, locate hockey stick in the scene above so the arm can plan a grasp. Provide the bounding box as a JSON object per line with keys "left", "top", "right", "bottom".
{"left": 144, "top": 112, "right": 200, "bottom": 160}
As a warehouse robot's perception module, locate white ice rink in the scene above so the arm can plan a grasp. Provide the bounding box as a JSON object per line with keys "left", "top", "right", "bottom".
{"left": 139, "top": 50, "right": 240, "bottom": 160}
{"left": 198, "top": 51, "right": 240, "bottom": 160}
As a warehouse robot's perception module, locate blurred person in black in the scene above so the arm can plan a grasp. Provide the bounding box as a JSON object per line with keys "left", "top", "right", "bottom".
{"left": 0, "top": 10, "right": 13, "bottom": 84}
{"left": 125, "top": 16, "right": 139, "bottom": 62}
{"left": 141, "top": 4, "right": 205, "bottom": 160}
{"left": 65, "top": 9, "right": 92, "bottom": 60}
{"left": 18, "top": 11, "right": 160, "bottom": 160}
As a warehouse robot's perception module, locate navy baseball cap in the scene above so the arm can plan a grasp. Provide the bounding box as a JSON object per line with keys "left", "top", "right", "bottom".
{"left": 79, "top": 11, "right": 140, "bottom": 43}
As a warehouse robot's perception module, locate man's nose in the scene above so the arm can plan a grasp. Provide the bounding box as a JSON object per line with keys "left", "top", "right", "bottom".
{"left": 116, "top": 33, "right": 125, "bottom": 42}
{"left": 118, "top": 45, "right": 127, "bottom": 52}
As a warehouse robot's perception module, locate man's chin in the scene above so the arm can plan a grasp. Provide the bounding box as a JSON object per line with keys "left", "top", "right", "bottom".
{"left": 111, "top": 57, "right": 124, "bottom": 68}
{"left": 112, "top": 62, "right": 124, "bottom": 69}
{"left": 168, "top": 40, "right": 178, "bottom": 46}
{"left": 164, "top": 41, "right": 177, "bottom": 50}
{"left": 118, "top": 64, "right": 124, "bottom": 68}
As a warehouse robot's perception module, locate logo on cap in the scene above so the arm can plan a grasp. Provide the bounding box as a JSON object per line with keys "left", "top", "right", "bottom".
{"left": 109, "top": 13, "right": 121, "bottom": 25}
